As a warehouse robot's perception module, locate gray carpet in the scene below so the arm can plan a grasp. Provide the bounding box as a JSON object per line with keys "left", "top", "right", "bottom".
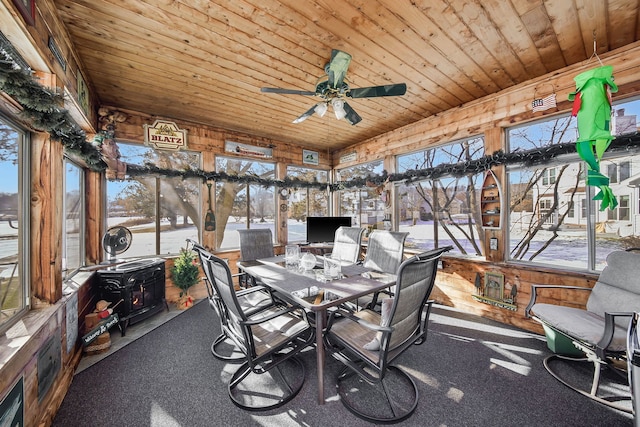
{"left": 53, "top": 300, "right": 634, "bottom": 426}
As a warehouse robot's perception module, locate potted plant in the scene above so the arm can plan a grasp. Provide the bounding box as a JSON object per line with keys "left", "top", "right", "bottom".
{"left": 171, "top": 248, "right": 200, "bottom": 309}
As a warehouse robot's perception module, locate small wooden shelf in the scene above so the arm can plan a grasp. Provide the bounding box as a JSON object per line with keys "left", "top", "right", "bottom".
{"left": 480, "top": 170, "right": 503, "bottom": 229}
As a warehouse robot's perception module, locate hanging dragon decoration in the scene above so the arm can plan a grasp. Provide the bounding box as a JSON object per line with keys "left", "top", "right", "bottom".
{"left": 568, "top": 65, "right": 618, "bottom": 211}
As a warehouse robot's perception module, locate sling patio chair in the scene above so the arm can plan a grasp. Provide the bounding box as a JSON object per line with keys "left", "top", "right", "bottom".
{"left": 331, "top": 226, "right": 365, "bottom": 264}
{"left": 237, "top": 228, "right": 275, "bottom": 287}
{"left": 360, "top": 230, "right": 408, "bottom": 310}
{"left": 526, "top": 249, "right": 640, "bottom": 413}
{"left": 627, "top": 311, "right": 640, "bottom": 425}
{"left": 323, "top": 246, "right": 452, "bottom": 423}
{"left": 205, "top": 251, "right": 315, "bottom": 411}
{"left": 188, "top": 239, "right": 274, "bottom": 362}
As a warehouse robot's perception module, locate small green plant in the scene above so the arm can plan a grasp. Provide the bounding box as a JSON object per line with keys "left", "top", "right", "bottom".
{"left": 171, "top": 248, "right": 200, "bottom": 297}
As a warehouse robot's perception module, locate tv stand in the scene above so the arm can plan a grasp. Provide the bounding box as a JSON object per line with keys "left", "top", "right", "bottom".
{"left": 301, "top": 242, "right": 333, "bottom": 255}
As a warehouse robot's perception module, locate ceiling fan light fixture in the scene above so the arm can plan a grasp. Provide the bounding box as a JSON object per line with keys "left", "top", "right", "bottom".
{"left": 314, "top": 102, "right": 328, "bottom": 117}
{"left": 332, "top": 98, "right": 346, "bottom": 120}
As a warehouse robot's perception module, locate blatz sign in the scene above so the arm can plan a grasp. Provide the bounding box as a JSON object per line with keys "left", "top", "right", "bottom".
{"left": 144, "top": 120, "right": 188, "bottom": 150}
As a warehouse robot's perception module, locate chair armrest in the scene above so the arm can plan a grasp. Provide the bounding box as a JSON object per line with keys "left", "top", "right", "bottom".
{"left": 241, "top": 306, "right": 299, "bottom": 326}
{"left": 236, "top": 285, "right": 269, "bottom": 296}
{"left": 524, "top": 284, "right": 592, "bottom": 318}
{"left": 325, "top": 307, "right": 392, "bottom": 334}
{"left": 596, "top": 311, "right": 634, "bottom": 357}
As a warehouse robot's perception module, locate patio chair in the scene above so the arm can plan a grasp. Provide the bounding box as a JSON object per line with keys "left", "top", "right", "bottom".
{"left": 526, "top": 249, "right": 640, "bottom": 413}
{"left": 237, "top": 229, "right": 274, "bottom": 287}
{"left": 188, "top": 240, "right": 275, "bottom": 362}
{"left": 361, "top": 230, "right": 408, "bottom": 309}
{"left": 206, "top": 251, "right": 315, "bottom": 411}
{"left": 627, "top": 312, "right": 640, "bottom": 425}
{"left": 331, "top": 226, "right": 365, "bottom": 264}
{"left": 323, "top": 246, "right": 451, "bottom": 423}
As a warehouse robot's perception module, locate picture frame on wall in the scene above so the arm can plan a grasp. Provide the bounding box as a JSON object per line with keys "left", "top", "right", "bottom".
{"left": 302, "top": 149, "right": 319, "bottom": 165}
{"left": 12, "top": 0, "right": 35, "bottom": 26}
{"left": 484, "top": 271, "right": 504, "bottom": 301}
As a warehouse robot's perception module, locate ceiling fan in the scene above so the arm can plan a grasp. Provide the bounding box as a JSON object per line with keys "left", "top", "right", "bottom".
{"left": 261, "top": 49, "right": 407, "bottom": 125}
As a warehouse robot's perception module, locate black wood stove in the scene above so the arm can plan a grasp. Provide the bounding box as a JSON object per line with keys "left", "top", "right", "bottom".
{"left": 97, "top": 258, "right": 167, "bottom": 336}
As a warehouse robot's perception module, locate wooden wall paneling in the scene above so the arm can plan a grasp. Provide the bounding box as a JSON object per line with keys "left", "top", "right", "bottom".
{"left": 276, "top": 162, "right": 288, "bottom": 247}
{"left": 111, "top": 109, "right": 332, "bottom": 169}
{"left": 30, "top": 131, "right": 63, "bottom": 303}
{"left": 483, "top": 127, "right": 505, "bottom": 263}
{"left": 435, "top": 256, "right": 596, "bottom": 333}
{"left": 201, "top": 150, "right": 216, "bottom": 250}
{"left": 84, "top": 169, "right": 103, "bottom": 264}
{"left": 334, "top": 41, "right": 640, "bottom": 166}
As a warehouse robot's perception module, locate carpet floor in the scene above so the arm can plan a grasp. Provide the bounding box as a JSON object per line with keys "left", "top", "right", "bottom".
{"left": 53, "top": 300, "right": 634, "bottom": 426}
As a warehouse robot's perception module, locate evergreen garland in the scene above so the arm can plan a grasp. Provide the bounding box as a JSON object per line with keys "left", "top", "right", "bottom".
{"left": 0, "top": 49, "right": 106, "bottom": 171}
{"left": 3, "top": 39, "right": 640, "bottom": 191}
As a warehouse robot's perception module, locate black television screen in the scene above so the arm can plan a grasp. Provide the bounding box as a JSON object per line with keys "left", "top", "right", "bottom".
{"left": 306, "top": 216, "right": 352, "bottom": 244}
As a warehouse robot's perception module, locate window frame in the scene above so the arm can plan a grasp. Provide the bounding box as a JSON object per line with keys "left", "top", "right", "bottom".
{"left": 394, "top": 136, "right": 486, "bottom": 256}
{"left": 335, "top": 159, "right": 385, "bottom": 229}
{"left": 285, "top": 165, "right": 330, "bottom": 243}
{"left": 105, "top": 142, "right": 202, "bottom": 257}
{"left": 505, "top": 100, "right": 640, "bottom": 272}
{"left": 62, "top": 157, "right": 85, "bottom": 278}
{"left": 0, "top": 114, "right": 30, "bottom": 334}
{"left": 214, "top": 154, "right": 277, "bottom": 250}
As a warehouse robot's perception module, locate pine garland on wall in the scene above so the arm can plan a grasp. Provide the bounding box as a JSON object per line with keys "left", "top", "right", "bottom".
{"left": 2, "top": 41, "right": 640, "bottom": 191}
{"left": 0, "top": 48, "right": 106, "bottom": 171}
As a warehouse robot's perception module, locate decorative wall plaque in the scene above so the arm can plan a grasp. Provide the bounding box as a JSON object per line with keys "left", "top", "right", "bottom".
{"left": 0, "top": 376, "right": 23, "bottom": 426}
{"left": 471, "top": 271, "right": 517, "bottom": 311}
{"left": 303, "top": 149, "right": 319, "bottom": 165}
{"left": 37, "top": 331, "right": 61, "bottom": 402}
{"left": 224, "top": 141, "right": 273, "bottom": 158}
{"left": 144, "top": 120, "right": 188, "bottom": 150}
{"left": 339, "top": 151, "right": 357, "bottom": 164}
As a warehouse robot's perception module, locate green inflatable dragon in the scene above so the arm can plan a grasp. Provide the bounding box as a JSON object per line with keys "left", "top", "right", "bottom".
{"left": 568, "top": 65, "right": 618, "bottom": 210}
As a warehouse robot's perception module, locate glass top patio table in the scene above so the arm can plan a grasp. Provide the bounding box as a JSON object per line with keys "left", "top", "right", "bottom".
{"left": 237, "top": 254, "right": 396, "bottom": 404}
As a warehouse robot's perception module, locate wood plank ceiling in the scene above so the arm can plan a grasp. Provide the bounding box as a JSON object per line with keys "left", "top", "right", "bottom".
{"left": 53, "top": 0, "right": 640, "bottom": 153}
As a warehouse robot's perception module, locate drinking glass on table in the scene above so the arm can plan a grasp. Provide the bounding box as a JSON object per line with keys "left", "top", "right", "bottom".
{"left": 285, "top": 244, "right": 300, "bottom": 267}
{"left": 323, "top": 253, "right": 341, "bottom": 280}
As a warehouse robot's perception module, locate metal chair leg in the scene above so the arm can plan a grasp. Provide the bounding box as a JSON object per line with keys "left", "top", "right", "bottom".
{"left": 336, "top": 365, "right": 419, "bottom": 424}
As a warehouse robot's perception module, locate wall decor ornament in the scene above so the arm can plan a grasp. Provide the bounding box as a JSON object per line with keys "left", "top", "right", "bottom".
{"left": 568, "top": 65, "right": 618, "bottom": 211}
{"left": 144, "top": 120, "right": 188, "bottom": 150}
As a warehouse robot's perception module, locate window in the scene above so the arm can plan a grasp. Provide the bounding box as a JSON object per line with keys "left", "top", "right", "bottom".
{"left": 106, "top": 143, "right": 201, "bottom": 256}
{"left": 215, "top": 156, "right": 275, "bottom": 250}
{"left": 507, "top": 97, "right": 640, "bottom": 270}
{"left": 607, "top": 160, "right": 631, "bottom": 184}
{"left": 542, "top": 168, "right": 556, "bottom": 185}
{"left": 396, "top": 137, "right": 485, "bottom": 255}
{"left": 336, "top": 160, "right": 384, "bottom": 229}
{"left": 285, "top": 166, "right": 329, "bottom": 242}
{"left": 63, "top": 159, "right": 84, "bottom": 276}
{"left": 0, "top": 116, "right": 28, "bottom": 332}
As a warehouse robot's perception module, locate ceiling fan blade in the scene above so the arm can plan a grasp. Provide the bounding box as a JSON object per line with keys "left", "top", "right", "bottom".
{"left": 292, "top": 104, "right": 318, "bottom": 124}
{"left": 327, "top": 49, "right": 352, "bottom": 89}
{"left": 342, "top": 101, "right": 362, "bottom": 125}
{"left": 347, "top": 83, "right": 407, "bottom": 98}
{"left": 261, "top": 87, "right": 317, "bottom": 96}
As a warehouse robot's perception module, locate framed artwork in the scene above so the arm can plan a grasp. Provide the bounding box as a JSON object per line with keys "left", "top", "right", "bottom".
{"left": 12, "top": 0, "right": 35, "bottom": 26}
{"left": 484, "top": 271, "right": 504, "bottom": 301}
{"left": 303, "top": 149, "right": 319, "bottom": 165}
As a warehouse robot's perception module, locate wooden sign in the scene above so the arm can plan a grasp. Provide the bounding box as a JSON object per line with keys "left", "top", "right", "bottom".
{"left": 339, "top": 151, "right": 357, "bottom": 164}
{"left": 225, "top": 141, "right": 273, "bottom": 158}
{"left": 82, "top": 314, "right": 119, "bottom": 346}
{"left": 144, "top": 120, "right": 188, "bottom": 150}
